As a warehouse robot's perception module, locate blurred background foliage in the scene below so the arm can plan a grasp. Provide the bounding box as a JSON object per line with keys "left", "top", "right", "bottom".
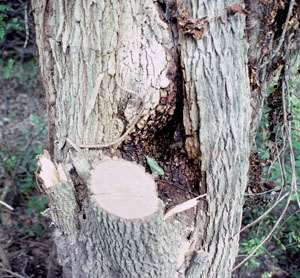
{"left": 239, "top": 54, "right": 300, "bottom": 277}
{"left": 0, "top": 1, "right": 55, "bottom": 276}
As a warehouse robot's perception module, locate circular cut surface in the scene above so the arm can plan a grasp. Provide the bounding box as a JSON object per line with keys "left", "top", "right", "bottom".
{"left": 91, "top": 159, "right": 158, "bottom": 219}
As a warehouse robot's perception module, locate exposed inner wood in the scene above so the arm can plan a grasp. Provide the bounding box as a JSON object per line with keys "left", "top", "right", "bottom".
{"left": 90, "top": 159, "right": 159, "bottom": 219}
{"left": 37, "top": 150, "right": 67, "bottom": 189}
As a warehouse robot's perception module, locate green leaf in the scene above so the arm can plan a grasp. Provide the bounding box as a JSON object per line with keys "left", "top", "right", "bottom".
{"left": 280, "top": 244, "right": 286, "bottom": 251}
{"left": 292, "top": 141, "right": 300, "bottom": 150}
{"left": 29, "top": 164, "right": 36, "bottom": 172}
{"left": 26, "top": 207, "right": 34, "bottom": 214}
{"left": 291, "top": 192, "right": 300, "bottom": 202}
{"left": 145, "top": 155, "right": 164, "bottom": 176}
{"left": 28, "top": 230, "right": 34, "bottom": 236}
{"left": 261, "top": 152, "right": 270, "bottom": 159}
{"left": 30, "top": 114, "right": 39, "bottom": 124}
{"left": 4, "top": 58, "right": 14, "bottom": 79}
{"left": 34, "top": 225, "right": 44, "bottom": 236}
{"left": 274, "top": 185, "right": 281, "bottom": 191}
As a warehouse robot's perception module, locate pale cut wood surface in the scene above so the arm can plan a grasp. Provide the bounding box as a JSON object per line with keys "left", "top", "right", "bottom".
{"left": 91, "top": 159, "right": 158, "bottom": 219}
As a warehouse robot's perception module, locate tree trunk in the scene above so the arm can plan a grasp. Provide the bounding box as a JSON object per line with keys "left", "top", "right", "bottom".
{"left": 178, "top": 2, "right": 250, "bottom": 277}
{"left": 32, "top": 0, "right": 252, "bottom": 277}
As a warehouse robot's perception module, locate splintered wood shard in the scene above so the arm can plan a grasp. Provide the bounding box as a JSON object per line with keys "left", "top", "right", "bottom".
{"left": 164, "top": 194, "right": 206, "bottom": 221}
{"left": 90, "top": 159, "right": 159, "bottom": 219}
{"left": 37, "top": 150, "right": 67, "bottom": 189}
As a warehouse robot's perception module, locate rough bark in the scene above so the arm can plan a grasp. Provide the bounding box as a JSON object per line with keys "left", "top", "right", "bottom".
{"left": 178, "top": 1, "right": 250, "bottom": 277}
{"left": 38, "top": 152, "right": 194, "bottom": 278}
{"left": 32, "top": 0, "right": 177, "bottom": 161}
{"left": 32, "top": 0, "right": 253, "bottom": 277}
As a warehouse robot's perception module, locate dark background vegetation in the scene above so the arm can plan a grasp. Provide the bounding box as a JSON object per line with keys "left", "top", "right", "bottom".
{"left": 0, "top": 1, "right": 61, "bottom": 277}
{"left": 0, "top": 1, "right": 299, "bottom": 277}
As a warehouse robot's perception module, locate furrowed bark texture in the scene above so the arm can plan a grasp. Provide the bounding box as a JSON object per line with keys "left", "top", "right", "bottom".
{"left": 53, "top": 199, "right": 182, "bottom": 278}
{"left": 83, "top": 199, "right": 180, "bottom": 278}
{"left": 38, "top": 154, "right": 186, "bottom": 278}
{"left": 179, "top": 1, "right": 251, "bottom": 277}
{"left": 32, "top": 1, "right": 197, "bottom": 277}
{"left": 33, "top": 0, "right": 253, "bottom": 277}
{"left": 32, "top": 0, "right": 176, "bottom": 161}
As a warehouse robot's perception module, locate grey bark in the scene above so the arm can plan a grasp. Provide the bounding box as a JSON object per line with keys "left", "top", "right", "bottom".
{"left": 54, "top": 194, "right": 181, "bottom": 278}
{"left": 32, "top": 0, "right": 252, "bottom": 277}
{"left": 179, "top": 1, "right": 250, "bottom": 277}
{"left": 32, "top": 0, "right": 176, "bottom": 161}
{"left": 38, "top": 154, "right": 191, "bottom": 278}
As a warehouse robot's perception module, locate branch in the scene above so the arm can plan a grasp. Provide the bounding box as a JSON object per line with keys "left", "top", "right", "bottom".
{"left": 283, "top": 59, "right": 300, "bottom": 209}
{"left": 267, "top": 126, "right": 287, "bottom": 182}
{"left": 292, "top": 91, "right": 300, "bottom": 99}
{"left": 23, "top": 1, "right": 29, "bottom": 48}
{"left": 232, "top": 192, "right": 292, "bottom": 272}
{"left": 275, "top": 209, "right": 300, "bottom": 234}
{"left": 233, "top": 40, "right": 299, "bottom": 272}
{"left": 0, "top": 246, "right": 11, "bottom": 270}
{"left": 259, "top": 0, "right": 296, "bottom": 70}
{"left": 232, "top": 193, "right": 289, "bottom": 238}
{"left": 0, "top": 266, "right": 29, "bottom": 278}
{"left": 0, "top": 200, "right": 14, "bottom": 210}
{"left": 244, "top": 187, "right": 281, "bottom": 196}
